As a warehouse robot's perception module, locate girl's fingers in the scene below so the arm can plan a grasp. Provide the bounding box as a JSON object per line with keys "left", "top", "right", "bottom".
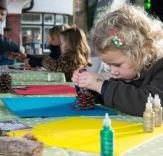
{"left": 71, "top": 77, "right": 78, "bottom": 83}
{"left": 78, "top": 82, "right": 88, "bottom": 88}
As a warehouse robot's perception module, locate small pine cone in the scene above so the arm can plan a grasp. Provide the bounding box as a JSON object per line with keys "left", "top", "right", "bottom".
{"left": 0, "top": 73, "right": 12, "bottom": 93}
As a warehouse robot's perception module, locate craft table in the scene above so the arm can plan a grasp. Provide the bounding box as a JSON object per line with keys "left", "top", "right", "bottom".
{"left": 0, "top": 68, "right": 163, "bottom": 156}
{"left": 0, "top": 95, "right": 163, "bottom": 156}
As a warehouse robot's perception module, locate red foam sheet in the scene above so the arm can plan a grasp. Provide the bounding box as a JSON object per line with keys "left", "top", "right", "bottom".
{"left": 13, "top": 85, "right": 76, "bottom": 95}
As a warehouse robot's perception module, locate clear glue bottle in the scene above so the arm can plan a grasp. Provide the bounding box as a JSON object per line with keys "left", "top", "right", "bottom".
{"left": 148, "top": 93, "right": 155, "bottom": 128}
{"left": 148, "top": 93, "right": 153, "bottom": 104}
{"left": 100, "top": 113, "right": 114, "bottom": 156}
{"left": 143, "top": 96, "right": 155, "bottom": 132}
{"left": 153, "top": 94, "right": 162, "bottom": 127}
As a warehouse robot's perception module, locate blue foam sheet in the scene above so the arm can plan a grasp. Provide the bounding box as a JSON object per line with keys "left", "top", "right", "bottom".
{"left": 1, "top": 97, "right": 117, "bottom": 117}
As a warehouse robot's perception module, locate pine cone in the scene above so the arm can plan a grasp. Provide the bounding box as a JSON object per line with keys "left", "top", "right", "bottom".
{"left": 75, "top": 85, "right": 95, "bottom": 110}
{"left": 0, "top": 73, "right": 12, "bottom": 93}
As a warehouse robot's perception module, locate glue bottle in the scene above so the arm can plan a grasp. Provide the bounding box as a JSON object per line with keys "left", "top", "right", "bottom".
{"left": 100, "top": 113, "right": 114, "bottom": 156}
{"left": 148, "top": 93, "right": 155, "bottom": 127}
{"left": 148, "top": 93, "right": 153, "bottom": 103}
{"left": 153, "top": 94, "right": 162, "bottom": 127}
{"left": 143, "top": 96, "right": 155, "bottom": 132}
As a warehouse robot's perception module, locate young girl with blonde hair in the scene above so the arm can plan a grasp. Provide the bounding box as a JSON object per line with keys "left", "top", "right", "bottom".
{"left": 42, "top": 27, "right": 92, "bottom": 81}
{"left": 72, "top": 4, "right": 163, "bottom": 116}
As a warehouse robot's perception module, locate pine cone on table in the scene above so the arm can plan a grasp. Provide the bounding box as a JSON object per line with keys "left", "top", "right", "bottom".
{"left": 75, "top": 85, "right": 95, "bottom": 110}
{"left": 0, "top": 73, "right": 12, "bottom": 93}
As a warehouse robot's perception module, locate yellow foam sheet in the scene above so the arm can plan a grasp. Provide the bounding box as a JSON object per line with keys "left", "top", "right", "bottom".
{"left": 8, "top": 117, "right": 163, "bottom": 155}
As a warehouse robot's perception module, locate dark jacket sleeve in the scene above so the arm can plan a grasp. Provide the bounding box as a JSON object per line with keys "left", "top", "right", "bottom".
{"left": 0, "top": 35, "right": 20, "bottom": 53}
{"left": 101, "top": 70, "right": 163, "bottom": 117}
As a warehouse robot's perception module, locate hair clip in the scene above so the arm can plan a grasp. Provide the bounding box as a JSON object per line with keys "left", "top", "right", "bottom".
{"left": 111, "top": 36, "right": 123, "bottom": 48}
{"left": 109, "top": 28, "right": 124, "bottom": 48}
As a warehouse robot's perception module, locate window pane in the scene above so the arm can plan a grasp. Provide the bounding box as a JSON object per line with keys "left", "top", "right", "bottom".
{"left": 43, "top": 26, "right": 53, "bottom": 53}
{"left": 63, "top": 15, "right": 68, "bottom": 24}
{"left": 22, "top": 26, "right": 42, "bottom": 55}
{"left": 21, "top": 13, "right": 42, "bottom": 24}
{"left": 44, "top": 14, "right": 54, "bottom": 25}
{"left": 55, "top": 15, "right": 64, "bottom": 25}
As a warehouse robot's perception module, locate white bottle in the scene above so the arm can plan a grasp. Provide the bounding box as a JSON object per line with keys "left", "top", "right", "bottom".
{"left": 148, "top": 93, "right": 154, "bottom": 104}
{"left": 153, "top": 94, "right": 162, "bottom": 127}
{"left": 143, "top": 97, "right": 155, "bottom": 132}
{"left": 148, "top": 93, "right": 155, "bottom": 127}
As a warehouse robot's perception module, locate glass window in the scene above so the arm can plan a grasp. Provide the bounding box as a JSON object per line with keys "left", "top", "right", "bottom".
{"left": 21, "top": 13, "right": 42, "bottom": 24}
{"left": 22, "top": 26, "right": 42, "bottom": 55}
{"left": 55, "top": 15, "right": 64, "bottom": 25}
{"left": 44, "top": 14, "right": 54, "bottom": 25}
{"left": 43, "top": 26, "right": 53, "bottom": 53}
{"left": 21, "top": 12, "right": 69, "bottom": 54}
{"left": 63, "top": 15, "right": 68, "bottom": 24}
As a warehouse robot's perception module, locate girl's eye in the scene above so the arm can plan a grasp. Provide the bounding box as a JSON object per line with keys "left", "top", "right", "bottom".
{"left": 114, "top": 64, "right": 121, "bottom": 67}
{"left": 109, "top": 64, "right": 121, "bottom": 68}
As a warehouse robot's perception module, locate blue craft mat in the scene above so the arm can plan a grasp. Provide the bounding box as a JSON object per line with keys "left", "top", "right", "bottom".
{"left": 1, "top": 97, "right": 117, "bottom": 117}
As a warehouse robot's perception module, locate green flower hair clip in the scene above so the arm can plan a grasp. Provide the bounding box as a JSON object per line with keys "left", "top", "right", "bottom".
{"left": 111, "top": 36, "right": 123, "bottom": 48}
{"left": 109, "top": 28, "right": 124, "bottom": 49}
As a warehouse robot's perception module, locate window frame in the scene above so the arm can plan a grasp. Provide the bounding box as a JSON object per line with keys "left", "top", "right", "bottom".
{"left": 21, "top": 12, "right": 69, "bottom": 54}
{"left": 21, "top": 13, "right": 42, "bottom": 24}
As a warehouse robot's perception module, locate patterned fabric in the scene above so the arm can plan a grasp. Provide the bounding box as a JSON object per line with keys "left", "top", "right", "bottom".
{"left": 9, "top": 71, "right": 66, "bottom": 86}
{"left": 0, "top": 73, "right": 12, "bottom": 93}
{"left": 42, "top": 55, "right": 82, "bottom": 82}
{"left": 12, "top": 81, "right": 63, "bottom": 86}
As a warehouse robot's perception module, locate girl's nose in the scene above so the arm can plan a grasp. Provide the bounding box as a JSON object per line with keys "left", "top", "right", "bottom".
{"left": 110, "top": 66, "right": 120, "bottom": 76}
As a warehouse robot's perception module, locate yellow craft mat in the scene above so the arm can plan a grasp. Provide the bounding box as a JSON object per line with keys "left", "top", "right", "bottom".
{"left": 8, "top": 117, "right": 163, "bottom": 155}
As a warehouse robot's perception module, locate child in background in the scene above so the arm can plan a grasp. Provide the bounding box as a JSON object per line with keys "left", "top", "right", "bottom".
{"left": 42, "top": 27, "right": 92, "bottom": 81}
{"left": 24, "top": 25, "right": 69, "bottom": 68}
{"left": 72, "top": 4, "right": 163, "bottom": 116}
{"left": 47, "top": 25, "right": 65, "bottom": 59}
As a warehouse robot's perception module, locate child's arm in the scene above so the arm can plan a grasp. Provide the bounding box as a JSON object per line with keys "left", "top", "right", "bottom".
{"left": 42, "top": 55, "right": 76, "bottom": 81}
{"left": 74, "top": 61, "right": 163, "bottom": 117}
{"left": 42, "top": 56, "right": 58, "bottom": 70}
{"left": 101, "top": 69, "right": 163, "bottom": 116}
{"left": 0, "top": 34, "right": 23, "bottom": 53}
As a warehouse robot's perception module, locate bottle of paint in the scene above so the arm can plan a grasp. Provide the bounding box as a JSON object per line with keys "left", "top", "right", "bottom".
{"left": 100, "top": 113, "right": 114, "bottom": 156}
{"left": 143, "top": 96, "right": 155, "bottom": 132}
{"left": 153, "top": 94, "right": 162, "bottom": 127}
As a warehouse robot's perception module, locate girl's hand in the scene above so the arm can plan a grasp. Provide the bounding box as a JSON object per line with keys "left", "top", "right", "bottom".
{"left": 72, "top": 70, "right": 104, "bottom": 93}
{"left": 71, "top": 69, "right": 80, "bottom": 84}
